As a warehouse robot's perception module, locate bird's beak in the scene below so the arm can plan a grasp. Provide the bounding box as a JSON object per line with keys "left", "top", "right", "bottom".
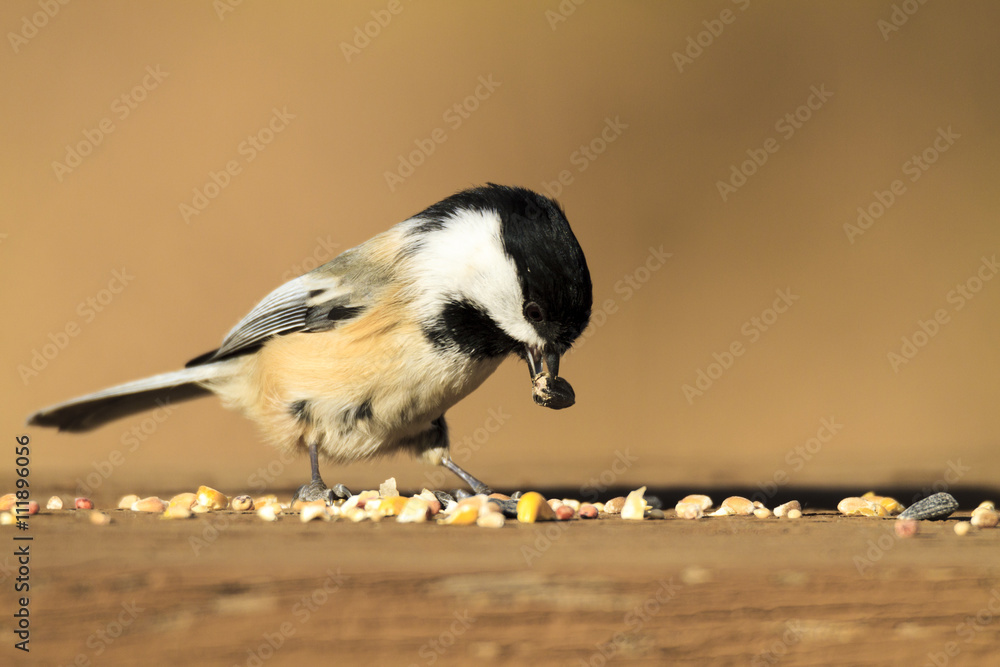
{"left": 526, "top": 344, "right": 576, "bottom": 409}
{"left": 525, "top": 345, "right": 559, "bottom": 379}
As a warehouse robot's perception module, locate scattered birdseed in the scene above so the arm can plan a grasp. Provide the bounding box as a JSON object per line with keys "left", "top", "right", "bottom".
{"left": 131, "top": 497, "right": 166, "bottom": 513}
{"left": 675, "top": 502, "right": 703, "bottom": 520}
{"left": 897, "top": 493, "right": 958, "bottom": 521}
{"left": 621, "top": 486, "right": 648, "bottom": 521}
{"left": 46, "top": 496, "right": 63, "bottom": 510}
{"left": 774, "top": 501, "right": 801, "bottom": 518}
{"left": 89, "top": 511, "right": 111, "bottom": 525}
{"left": 299, "top": 503, "right": 331, "bottom": 523}
{"left": 196, "top": 486, "right": 229, "bottom": 511}
{"left": 970, "top": 508, "right": 999, "bottom": 528}
{"left": 555, "top": 505, "right": 575, "bottom": 521}
{"left": 895, "top": 518, "right": 919, "bottom": 538}
{"left": 715, "top": 496, "right": 754, "bottom": 516}
{"left": 379, "top": 477, "right": 399, "bottom": 498}
{"left": 603, "top": 497, "right": 626, "bottom": 514}
{"left": 516, "top": 492, "right": 556, "bottom": 523}
{"left": 75, "top": 498, "right": 94, "bottom": 510}
{"left": 678, "top": 494, "right": 713, "bottom": 511}
{"left": 231, "top": 495, "right": 254, "bottom": 512}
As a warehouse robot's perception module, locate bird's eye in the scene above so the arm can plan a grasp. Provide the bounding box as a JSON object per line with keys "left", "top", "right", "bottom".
{"left": 523, "top": 301, "right": 545, "bottom": 323}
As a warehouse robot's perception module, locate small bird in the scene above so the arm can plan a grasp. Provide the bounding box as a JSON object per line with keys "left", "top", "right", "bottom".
{"left": 28, "top": 184, "right": 592, "bottom": 502}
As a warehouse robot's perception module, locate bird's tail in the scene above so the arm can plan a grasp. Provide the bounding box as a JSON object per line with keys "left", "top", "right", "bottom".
{"left": 27, "top": 363, "right": 233, "bottom": 432}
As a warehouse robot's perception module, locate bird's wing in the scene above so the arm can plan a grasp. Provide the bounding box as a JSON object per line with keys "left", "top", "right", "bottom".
{"left": 186, "top": 245, "right": 394, "bottom": 367}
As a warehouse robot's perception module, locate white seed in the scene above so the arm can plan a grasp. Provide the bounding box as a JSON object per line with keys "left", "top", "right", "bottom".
{"left": 675, "top": 502, "right": 703, "bottom": 520}
{"left": 131, "top": 497, "right": 167, "bottom": 513}
{"left": 476, "top": 512, "right": 505, "bottom": 529}
{"left": 954, "top": 521, "right": 972, "bottom": 536}
{"left": 379, "top": 477, "right": 399, "bottom": 498}
{"left": 786, "top": 509, "right": 802, "bottom": 519}
{"left": 774, "top": 501, "right": 801, "bottom": 518}
{"left": 753, "top": 508, "right": 773, "bottom": 519}
{"left": 300, "top": 503, "right": 331, "bottom": 523}
{"left": 720, "top": 496, "right": 755, "bottom": 516}
{"left": 118, "top": 494, "right": 140, "bottom": 510}
{"left": 970, "top": 508, "right": 999, "bottom": 528}
{"left": 621, "top": 486, "right": 648, "bottom": 521}
{"left": 344, "top": 507, "right": 367, "bottom": 523}
{"left": 90, "top": 511, "right": 112, "bottom": 526}
{"left": 257, "top": 504, "right": 279, "bottom": 522}
{"left": 976, "top": 500, "right": 995, "bottom": 511}
{"left": 678, "top": 494, "right": 713, "bottom": 511}
{"left": 231, "top": 495, "right": 254, "bottom": 511}
{"left": 46, "top": 496, "right": 64, "bottom": 510}
{"left": 163, "top": 504, "right": 192, "bottom": 520}
{"left": 396, "top": 498, "right": 431, "bottom": 524}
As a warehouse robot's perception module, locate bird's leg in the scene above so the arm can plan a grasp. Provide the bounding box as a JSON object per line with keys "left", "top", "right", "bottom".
{"left": 441, "top": 455, "right": 492, "bottom": 496}
{"left": 291, "top": 439, "right": 351, "bottom": 505}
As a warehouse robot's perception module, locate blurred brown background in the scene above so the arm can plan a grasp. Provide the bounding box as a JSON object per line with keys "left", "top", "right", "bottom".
{"left": 2, "top": 1, "right": 998, "bottom": 499}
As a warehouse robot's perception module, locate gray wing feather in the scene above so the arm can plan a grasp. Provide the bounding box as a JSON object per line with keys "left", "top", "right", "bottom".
{"left": 189, "top": 247, "right": 386, "bottom": 366}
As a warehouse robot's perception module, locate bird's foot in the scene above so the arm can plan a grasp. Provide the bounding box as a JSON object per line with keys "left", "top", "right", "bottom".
{"left": 291, "top": 479, "right": 352, "bottom": 505}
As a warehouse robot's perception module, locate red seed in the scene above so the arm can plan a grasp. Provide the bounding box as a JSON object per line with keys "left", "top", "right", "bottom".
{"left": 579, "top": 504, "right": 599, "bottom": 519}
{"left": 27, "top": 501, "right": 40, "bottom": 515}
{"left": 555, "top": 505, "right": 575, "bottom": 521}
{"left": 75, "top": 498, "right": 94, "bottom": 510}
{"left": 894, "top": 518, "right": 919, "bottom": 538}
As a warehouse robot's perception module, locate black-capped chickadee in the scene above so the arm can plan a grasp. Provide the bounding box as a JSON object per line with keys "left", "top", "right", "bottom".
{"left": 29, "top": 184, "right": 593, "bottom": 502}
